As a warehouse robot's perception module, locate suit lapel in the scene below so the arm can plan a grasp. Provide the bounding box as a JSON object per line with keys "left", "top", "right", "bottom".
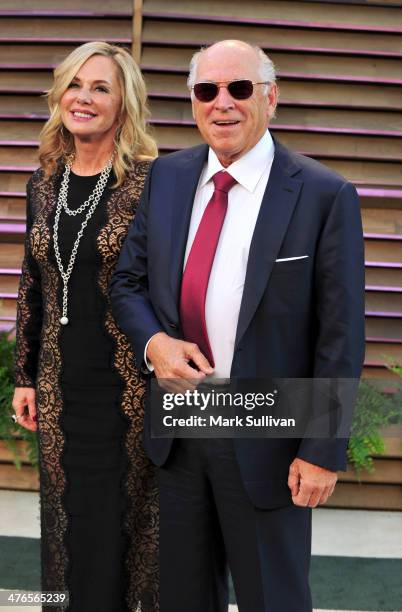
{"left": 234, "top": 141, "right": 303, "bottom": 350}
{"left": 170, "top": 144, "right": 209, "bottom": 304}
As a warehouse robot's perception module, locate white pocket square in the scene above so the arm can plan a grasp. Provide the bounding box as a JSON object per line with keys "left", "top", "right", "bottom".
{"left": 275, "top": 255, "right": 309, "bottom": 262}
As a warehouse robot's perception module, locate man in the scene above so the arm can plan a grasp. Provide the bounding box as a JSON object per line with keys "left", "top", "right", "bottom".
{"left": 110, "top": 40, "right": 365, "bottom": 612}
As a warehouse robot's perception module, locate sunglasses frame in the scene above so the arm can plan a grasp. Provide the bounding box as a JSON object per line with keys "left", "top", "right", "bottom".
{"left": 191, "top": 79, "right": 270, "bottom": 102}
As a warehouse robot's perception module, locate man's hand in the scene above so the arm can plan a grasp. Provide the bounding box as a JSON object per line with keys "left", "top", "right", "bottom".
{"left": 288, "top": 457, "right": 337, "bottom": 508}
{"left": 147, "top": 332, "right": 214, "bottom": 392}
{"left": 12, "top": 387, "right": 38, "bottom": 432}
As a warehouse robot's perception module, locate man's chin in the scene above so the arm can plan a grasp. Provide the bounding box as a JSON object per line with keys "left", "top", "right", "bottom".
{"left": 214, "top": 147, "right": 243, "bottom": 167}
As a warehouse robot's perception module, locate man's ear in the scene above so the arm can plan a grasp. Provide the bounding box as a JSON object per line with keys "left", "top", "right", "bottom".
{"left": 191, "top": 96, "right": 196, "bottom": 120}
{"left": 267, "top": 82, "right": 279, "bottom": 121}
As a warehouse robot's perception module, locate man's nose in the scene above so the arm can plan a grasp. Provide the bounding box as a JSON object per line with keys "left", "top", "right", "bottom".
{"left": 213, "top": 86, "right": 235, "bottom": 111}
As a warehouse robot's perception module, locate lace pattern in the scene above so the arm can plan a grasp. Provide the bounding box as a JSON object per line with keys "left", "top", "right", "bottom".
{"left": 14, "top": 178, "right": 45, "bottom": 387}
{"left": 21, "top": 171, "right": 68, "bottom": 607}
{"left": 98, "top": 162, "right": 159, "bottom": 611}
{"left": 15, "top": 163, "right": 159, "bottom": 611}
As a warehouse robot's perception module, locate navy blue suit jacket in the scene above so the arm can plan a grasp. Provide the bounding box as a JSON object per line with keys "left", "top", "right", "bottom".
{"left": 110, "top": 138, "right": 365, "bottom": 509}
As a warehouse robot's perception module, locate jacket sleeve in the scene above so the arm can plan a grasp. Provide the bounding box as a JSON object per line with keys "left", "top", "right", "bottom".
{"left": 109, "top": 160, "right": 164, "bottom": 364}
{"left": 297, "top": 181, "right": 366, "bottom": 471}
{"left": 14, "top": 178, "right": 43, "bottom": 387}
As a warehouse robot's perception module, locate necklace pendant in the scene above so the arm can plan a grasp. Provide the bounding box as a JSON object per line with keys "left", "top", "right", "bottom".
{"left": 54, "top": 154, "right": 114, "bottom": 330}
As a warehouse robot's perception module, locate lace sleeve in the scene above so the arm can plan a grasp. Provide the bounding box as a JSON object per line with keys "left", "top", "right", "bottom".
{"left": 14, "top": 178, "right": 43, "bottom": 387}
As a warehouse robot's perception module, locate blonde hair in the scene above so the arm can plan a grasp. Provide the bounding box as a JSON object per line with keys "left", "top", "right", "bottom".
{"left": 39, "top": 41, "right": 157, "bottom": 186}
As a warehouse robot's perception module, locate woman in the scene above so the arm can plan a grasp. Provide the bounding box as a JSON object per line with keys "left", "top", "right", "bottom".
{"left": 12, "top": 42, "right": 158, "bottom": 612}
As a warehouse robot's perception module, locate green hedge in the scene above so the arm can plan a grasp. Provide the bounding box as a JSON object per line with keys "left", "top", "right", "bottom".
{"left": 0, "top": 331, "right": 38, "bottom": 468}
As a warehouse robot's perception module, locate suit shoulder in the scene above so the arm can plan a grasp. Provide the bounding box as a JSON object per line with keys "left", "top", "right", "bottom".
{"left": 152, "top": 144, "right": 207, "bottom": 170}
{"left": 275, "top": 141, "right": 359, "bottom": 219}
{"left": 289, "top": 149, "right": 350, "bottom": 191}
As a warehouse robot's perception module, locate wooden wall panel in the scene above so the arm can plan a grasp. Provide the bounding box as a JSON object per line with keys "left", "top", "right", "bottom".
{"left": 0, "top": 0, "right": 133, "bottom": 334}
{"left": 1, "top": 0, "right": 402, "bottom": 369}
{"left": 0, "top": 0, "right": 401, "bottom": 508}
{"left": 1, "top": 0, "right": 402, "bottom": 381}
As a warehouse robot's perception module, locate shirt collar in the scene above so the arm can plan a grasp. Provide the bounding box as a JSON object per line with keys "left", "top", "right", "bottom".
{"left": 200, "top": 130, "right": 275, "bottom": 193}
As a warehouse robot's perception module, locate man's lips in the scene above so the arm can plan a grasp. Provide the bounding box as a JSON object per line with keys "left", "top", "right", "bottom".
{"left": 212, "top": 120, "right": 240, "bottom": 126}
{"left": 212, "top": 120, "right": 241, "bottom": 131}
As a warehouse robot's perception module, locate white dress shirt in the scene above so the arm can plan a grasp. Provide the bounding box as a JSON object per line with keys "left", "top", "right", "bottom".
{"left": 145, "top": 130, "right": 275, "bottom": 378}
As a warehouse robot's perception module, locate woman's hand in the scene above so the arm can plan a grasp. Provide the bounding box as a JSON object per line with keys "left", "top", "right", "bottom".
{"left": 12, "top": 387, "right": 38, "bottom": 432}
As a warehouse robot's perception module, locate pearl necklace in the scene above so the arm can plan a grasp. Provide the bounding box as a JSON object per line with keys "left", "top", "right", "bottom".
{"left": 53, "top": 156, "right": 113, "bottom": 325}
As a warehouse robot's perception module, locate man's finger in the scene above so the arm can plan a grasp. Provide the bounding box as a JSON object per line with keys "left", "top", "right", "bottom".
{"left": 287, "top": 468, "right": 300, "bottom": 498}
{"left": 318, "top": 486, "right": 332, "bottom": 506}
{"left": 328, "top": 482, "right": 337, "bottom": 498}
{"left": 161, "top": 360, "right": 206, "bottom": 384}
{"left": 158, "top": 379, "right": 189, "bottom": 394}
{"left": 180, "top": 361, "right": 207, "bottom": 382}
{"left": 292, "top": 482, "right": 313, "bottom": 507}
{"left": 292, "top": 493, "right": 311, "bottom": 507}
{"left": 186, "top": 344, "right": 213, "bottom": 375}
{"left": 307, "top": 488, "right": 323, "bottom": 508}
{"left": 170, "top": 380, "right": 196, "bottom": 394}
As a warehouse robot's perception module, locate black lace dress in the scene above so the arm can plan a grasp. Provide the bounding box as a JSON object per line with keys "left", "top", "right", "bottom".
{"left": 14, "top": 163, "right": 158, "bottom": 612}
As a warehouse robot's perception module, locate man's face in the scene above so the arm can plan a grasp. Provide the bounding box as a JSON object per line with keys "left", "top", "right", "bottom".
{"left": 191, "top": 43, "right": 277, "bottom": 167}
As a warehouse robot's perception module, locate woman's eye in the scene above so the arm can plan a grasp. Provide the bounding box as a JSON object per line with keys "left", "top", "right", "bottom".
{"left": 96, "top": 86, "right": 108, "bottom": 93}
{"left": 68, "top": 82, "right": 79, "bottom": 88}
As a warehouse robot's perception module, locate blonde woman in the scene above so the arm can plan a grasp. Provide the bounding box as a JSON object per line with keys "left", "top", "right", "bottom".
{"left": 12, "top": 42, "right": 158, "bottom": 612}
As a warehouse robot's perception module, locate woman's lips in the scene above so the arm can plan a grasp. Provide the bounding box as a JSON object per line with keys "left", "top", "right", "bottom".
{"left": 70, "top": 110, "right": 97, "bottom": 122}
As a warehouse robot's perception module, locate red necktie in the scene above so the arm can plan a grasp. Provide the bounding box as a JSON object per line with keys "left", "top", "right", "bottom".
{"left": 180, "top": 170, "right": 237, "bottom": 366}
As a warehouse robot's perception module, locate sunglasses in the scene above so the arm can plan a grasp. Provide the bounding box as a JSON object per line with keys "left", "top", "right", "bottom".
{"left": 192, "top": 79, "right": 269, "bottom": 102}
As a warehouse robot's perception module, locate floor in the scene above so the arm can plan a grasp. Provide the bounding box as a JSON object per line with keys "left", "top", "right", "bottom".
{"left": 1, "top": 490, "right": 401, "bottom": 612}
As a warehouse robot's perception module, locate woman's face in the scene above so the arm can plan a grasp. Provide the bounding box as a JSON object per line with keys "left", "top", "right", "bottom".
{"left": 60, "top": 55, "right": 123, "bottom": 143}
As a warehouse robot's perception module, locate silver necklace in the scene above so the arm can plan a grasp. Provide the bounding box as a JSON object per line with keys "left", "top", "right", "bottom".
{"left": 53, "top": 156, "right": 113, "bottom": 326}
{"left": 60, "top": 162, "right": 111, "bottom": 216}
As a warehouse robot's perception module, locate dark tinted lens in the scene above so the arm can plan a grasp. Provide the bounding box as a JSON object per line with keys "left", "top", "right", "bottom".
{"left": 193, "top": 82, "right": 218, "bottom": 102}
{"left": 228, "top": 80, "right": 254, "bottom": 99}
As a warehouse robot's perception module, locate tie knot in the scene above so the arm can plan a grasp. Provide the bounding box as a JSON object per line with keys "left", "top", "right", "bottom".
{"left": 212, "top": 171, "right": 237, "bottom": 194}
